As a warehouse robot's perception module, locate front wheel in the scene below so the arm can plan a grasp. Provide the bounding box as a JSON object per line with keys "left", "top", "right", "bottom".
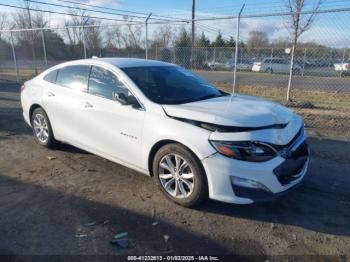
{"left": 31, "top": 107, "right": 56, "bottom": 148}
{"left": 153, "top": 143, "right": 208, "bottom": 207}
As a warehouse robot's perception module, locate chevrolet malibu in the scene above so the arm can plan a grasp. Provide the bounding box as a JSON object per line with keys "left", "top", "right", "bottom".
{"left": 21, "top": 58, "right": 309, "bottom": 207}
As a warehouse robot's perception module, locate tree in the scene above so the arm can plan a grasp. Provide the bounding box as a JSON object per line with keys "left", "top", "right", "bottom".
{"left": 175, "top": 28, "right": 191, "bottom": 47}
{"left": 225, "top": 36, "right": 236, "bottom": 48}
{"left": 0, "top": 13, "right": 9, "bottom": 40}
{"left": 12, "top": 6, "right": 49, "bottom": 73}
{"left": 211, "top": 31, "right": 226, "bottom": 47}
{"left": 174, "top": 28, "right": 191, "bottom": 67}
{"left": 105, "top": 26, "right": 123, "bottom": 49}
{"left": 84, "top": 19, "right": 103, "bottom": 56}
{"left": 152, "top": 25, "right": 177, "bottom": 48}
{"left": 121, "top": 21, "right": 143, "bottom": 50}
{"left": 43, "top": 30, "right": 67, "bottom": 59}
{"left": 196, "top": 32, "right": 210, "bottom": 47}
{"left": 247, "top": 30, "right": 269, "bottom": 49}
{"left": 64, "top": 9, "right": 90, "bottom": 46}
{"left": 284, "top": 0, "right": 323, "bottom": 101}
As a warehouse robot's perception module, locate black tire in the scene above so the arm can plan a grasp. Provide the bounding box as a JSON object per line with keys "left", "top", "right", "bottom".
{"left": 31, "top": 107, "right": 56, "bottom": 148}
{"left": 153, "top": 143, "right": 208, "bottom": 207}
{"left": 293, "top": 68, "right": 301, "bottom": 75}
{"left": 265, "top": 67, "right": 273, "bottom": 73}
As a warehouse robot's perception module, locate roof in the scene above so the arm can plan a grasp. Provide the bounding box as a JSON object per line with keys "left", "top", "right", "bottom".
{"left": 90, "top": 57, "right": 174, "bottom": 68}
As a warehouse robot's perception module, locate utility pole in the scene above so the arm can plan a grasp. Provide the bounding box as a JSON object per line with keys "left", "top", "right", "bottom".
{"left": 191, "top": 0, "right": 195, "bottom": 68}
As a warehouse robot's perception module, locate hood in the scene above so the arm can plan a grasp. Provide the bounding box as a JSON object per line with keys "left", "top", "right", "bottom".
{"left": 162, "top": 94, "right": 294, "bottom": 128}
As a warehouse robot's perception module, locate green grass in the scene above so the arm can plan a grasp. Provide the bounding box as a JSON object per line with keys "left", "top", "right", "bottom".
{"left": 216, "top": 83, "right": 350, "bottom": 113}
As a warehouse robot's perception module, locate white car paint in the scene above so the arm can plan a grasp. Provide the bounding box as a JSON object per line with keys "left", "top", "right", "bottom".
{"left": 21, "top": 58, "right": 309, "bottom": 204}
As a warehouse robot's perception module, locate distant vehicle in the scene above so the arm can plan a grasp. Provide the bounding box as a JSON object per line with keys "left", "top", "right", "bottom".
{"left": 252, "top": 57, "right": 301, "bottom": 74}
{"left": 334, "top": 61, "right": 350, "bottom": 77}
{"left": 206, "top": 60, "right": 227, "bottom": 71}
{"left": 225, "top": 59, "right": 253, "bottom": 71}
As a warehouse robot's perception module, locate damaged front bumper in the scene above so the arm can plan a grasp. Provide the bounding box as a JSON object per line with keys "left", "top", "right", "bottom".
{"left": 202, "top": 117, "right": 309, "bottom": 204}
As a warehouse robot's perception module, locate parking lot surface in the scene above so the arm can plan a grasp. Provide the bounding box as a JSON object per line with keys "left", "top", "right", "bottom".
{"left": 0, "top": 83, "right": 349, "bottom": 258}
{"left": 196, "top": 70, "right": 349, "bottom": 92}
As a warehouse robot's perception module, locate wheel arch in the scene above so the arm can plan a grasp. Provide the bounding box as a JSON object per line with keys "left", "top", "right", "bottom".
{"left": 147, "top": 139, "right": 207, "bottom": 179}
{"left": 29, "top": 104, "right": 43, "bottom": 124}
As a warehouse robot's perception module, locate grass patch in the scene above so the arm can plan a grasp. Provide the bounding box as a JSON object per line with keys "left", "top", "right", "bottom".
{"left": 216, "top": 83, "right": 350, "bottom": 113}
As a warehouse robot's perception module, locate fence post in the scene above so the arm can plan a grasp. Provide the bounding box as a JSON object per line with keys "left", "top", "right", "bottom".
{"left": 269, "top": 47, "right": 274, "bottom": 71}
{"left": 302, "top": 48, "right": 307, "bottom": 76}
{"left": 286, "top": 44, "right": 295, "bottom": 101}
{"left": 41, "top": 30, "right": 48, "bottom": 68}
{"left": 155, "top": 45, "right": 158, "bottom": 60}
{"left": 10, "top": 31, "right": 19, "bottom": 83}
{"left": 145, "top": 13, "right": 152, "bottom": 60}
{"left": 82, "top": 28, "right": 87, "bottom": 59}
{"left": 233, "top": 4, "right": 245, "bottom": 94}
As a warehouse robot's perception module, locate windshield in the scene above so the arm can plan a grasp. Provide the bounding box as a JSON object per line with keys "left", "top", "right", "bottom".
{"left": 121, "top": 66, "right": 226, "bottom": 104}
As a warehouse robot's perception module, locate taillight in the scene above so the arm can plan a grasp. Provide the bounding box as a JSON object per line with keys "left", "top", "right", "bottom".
{"left": 21, "top": 84, "right": 25, "bottom": 92}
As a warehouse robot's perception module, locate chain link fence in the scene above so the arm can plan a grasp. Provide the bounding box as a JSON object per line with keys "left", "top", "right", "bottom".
{"left": 0, "top": 8, "right": 349, "bottom": 138}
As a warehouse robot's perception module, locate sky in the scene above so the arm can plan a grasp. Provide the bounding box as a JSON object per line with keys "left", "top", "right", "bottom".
{"left": 0, "top": 0, "right": 349, "bottom": 47}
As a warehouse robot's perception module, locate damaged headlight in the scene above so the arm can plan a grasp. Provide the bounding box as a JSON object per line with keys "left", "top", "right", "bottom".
{"left": 209, "top": 140, "right": 277, "bottom": 162}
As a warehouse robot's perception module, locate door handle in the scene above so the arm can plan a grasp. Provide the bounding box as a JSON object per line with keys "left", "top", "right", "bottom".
{"left": 84, "top": 102, "right": 94, "bottom": 108}
{"left": 48, "top": 91, "right": 55, "bottom": 97}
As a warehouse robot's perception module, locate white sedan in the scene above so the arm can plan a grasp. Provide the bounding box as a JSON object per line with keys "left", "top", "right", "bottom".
{"left": 21, "top": 58, "right": 309, "bottom": 207}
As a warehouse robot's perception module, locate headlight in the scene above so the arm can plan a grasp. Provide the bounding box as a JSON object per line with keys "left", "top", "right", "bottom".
{"left": 209, "top": 140, "right": 277, "bottom": 162}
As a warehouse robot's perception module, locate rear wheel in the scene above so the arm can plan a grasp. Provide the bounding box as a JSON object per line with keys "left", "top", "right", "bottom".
{"left": 265, "top": 67, "right": 273, "bottom": 73}
{"left": 31, "top": 107, "right": 56, "bottom": 148}
{"left": 153, "top": 143, "right": 208, "bottom": 207}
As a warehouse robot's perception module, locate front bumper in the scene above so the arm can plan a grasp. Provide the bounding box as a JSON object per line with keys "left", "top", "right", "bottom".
{"left": 202, "top": 132, "right": 309, "bottom": 204}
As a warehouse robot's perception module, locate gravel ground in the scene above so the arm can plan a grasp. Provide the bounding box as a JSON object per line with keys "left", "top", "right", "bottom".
{"left": 0, "top": 83, "right": 349, "bottom": 260}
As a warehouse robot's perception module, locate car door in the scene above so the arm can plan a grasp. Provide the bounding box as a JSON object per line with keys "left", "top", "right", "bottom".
{"left": 42, "top": 65, "right": 90, "bottom": 144}
{"left": 77, "top": 65, "right": 145, "bottom": 168}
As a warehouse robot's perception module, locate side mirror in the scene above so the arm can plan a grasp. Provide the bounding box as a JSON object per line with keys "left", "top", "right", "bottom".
{"left": 113, "top": 92, "right": 140, "bottom": 109}
{"left": 126, "top": 95, "right": 141, "bottom": 109}
{"left": 113, "top": 92, "right": 128, "bottom": 105}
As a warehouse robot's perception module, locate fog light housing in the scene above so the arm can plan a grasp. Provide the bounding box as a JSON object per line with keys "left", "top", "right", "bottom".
{"left": 231, "top": 176, "right": 270, "bottom": 192}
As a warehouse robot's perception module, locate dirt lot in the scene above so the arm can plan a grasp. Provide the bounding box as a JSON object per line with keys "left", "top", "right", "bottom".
{"left": 0, "top": 83, "right": 350, "bottom": 260}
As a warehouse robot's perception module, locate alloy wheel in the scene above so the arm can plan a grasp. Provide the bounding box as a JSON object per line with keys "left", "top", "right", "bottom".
{"left": 158, "top": 153, "right": 194, "bottom": 199}
{"left": 33, "top": 113, "right": 49, "bottom": 143}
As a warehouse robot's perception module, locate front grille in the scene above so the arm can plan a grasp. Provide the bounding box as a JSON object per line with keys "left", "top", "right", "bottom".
{"left": 273, "top": 141, "right": 309, "bottom": 185}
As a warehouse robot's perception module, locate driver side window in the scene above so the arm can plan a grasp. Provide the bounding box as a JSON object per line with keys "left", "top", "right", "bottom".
{"left": 88, "top": 66, "right": 129, "bottom": 100}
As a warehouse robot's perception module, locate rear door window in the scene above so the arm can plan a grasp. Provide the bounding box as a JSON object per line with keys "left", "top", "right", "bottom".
{"left": 88, "top": 66, "right": 129, "bottom": 100}
{"left": 56, "top": 65, "right": 90, "bottom": 92}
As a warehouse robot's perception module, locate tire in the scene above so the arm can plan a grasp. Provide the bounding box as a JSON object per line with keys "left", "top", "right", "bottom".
{"left": 31, "top": 107, "right": 56, "bottom": 148}
{"left": 265, "top": 68, "right": 273, "bottom": 73}
{"left": 293, "top": 68, "right": 301, "bottom": 75}
{"left": 152, "top": 143, "right": 208, "bottom": 207}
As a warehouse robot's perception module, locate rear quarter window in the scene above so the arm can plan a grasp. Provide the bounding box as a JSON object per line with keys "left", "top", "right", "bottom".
{"left": 43, "top": 69, "right": 58, "bottom": 83}
{"left": 56, "top": 65, "right": 90, "bottom": 92}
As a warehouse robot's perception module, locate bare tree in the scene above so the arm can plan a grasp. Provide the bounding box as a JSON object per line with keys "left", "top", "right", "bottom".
{"left": 105, "top": 26, "right": 123, "bottom": 49}
{"left": 124, "top": 22, "right": 143, "bottom": 49}
{"left": 84, "top": 19, "right": 103, "bottom": 56}
{"left": 12, "top": 1, "right": 49, "bottom": 74}
{"left": 247, "top": 30, "right": 269, "bottom": 49}
{"left": 284, "top": 0, "right": 323, "bottom": 101}
{"left": 0, "top": 13, "right": 9, "bottom": 40}
{"left": 64, "top": 9, "right": 90, "bottom": 45}
{"left": 152, "top": 25, "right": 177, "bottom": 48}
